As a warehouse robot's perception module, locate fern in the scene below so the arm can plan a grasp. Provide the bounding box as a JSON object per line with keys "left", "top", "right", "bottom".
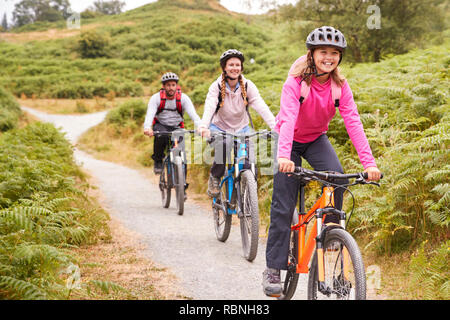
{"left": 0, "top": 276, "right": 47, "bottom": 300}
{"left": 0, "top": 123, "right": 109, "bottom": 299}
{"left": 87, "top": 280, "right": 127, "bottom": 295}
{"left": 409, "top": 241, "right": 450, "bottom": 300}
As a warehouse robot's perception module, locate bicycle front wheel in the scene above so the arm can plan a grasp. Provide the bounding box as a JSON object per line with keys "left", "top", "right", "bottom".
{"left": 159, "top": 160, "right": 171, "bottom": 208}
{"left": 173, "top": 156, "right": 184, "bottom": 216}
{"left": 278, "top": 227, "right": 299, "bottom": 300}
{"left": 307, "top": 228, "right": 366, "bottom": 300}
{"left": 239, "top": 170, "right": 259, "bottom": 262}
{"left": 213, "top": 178, "right": 232, "bottom": 242}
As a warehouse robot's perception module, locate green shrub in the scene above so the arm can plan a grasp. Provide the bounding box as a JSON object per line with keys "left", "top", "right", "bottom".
{"left": 409, "top": 240, "right": 450, "bottom": 300}
{"left": 106, "top": 99, "right": 147, "bottom": 127}
{"left": 0, "top": 122, "right": 109, "bottom": 299}
{"left": 76, "top": 30, "right": 111, "bottom": 59}
{"left": 0, "top": 87, "right": 21, "bottom": 132}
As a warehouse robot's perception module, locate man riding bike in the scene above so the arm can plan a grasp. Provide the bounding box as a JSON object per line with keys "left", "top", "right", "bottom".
{"left": 143, "top": 72, "right": 201, "bottom": 174}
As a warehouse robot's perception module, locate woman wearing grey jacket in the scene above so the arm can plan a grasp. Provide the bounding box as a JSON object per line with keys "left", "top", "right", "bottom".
{"left": 197, "top": 49, "right": 275, "bottom": 197}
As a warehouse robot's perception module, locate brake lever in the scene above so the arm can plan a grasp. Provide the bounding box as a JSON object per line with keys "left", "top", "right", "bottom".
{"left": 356, "top": 177, "right": 380, "bottom": 187}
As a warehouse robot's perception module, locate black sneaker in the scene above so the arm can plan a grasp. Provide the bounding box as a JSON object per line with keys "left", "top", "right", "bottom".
{"left": 262, "top": 268, "right": 282, "bottom": 297}
{"left": 154, "top": 161, "right": 163, "bottom": 174}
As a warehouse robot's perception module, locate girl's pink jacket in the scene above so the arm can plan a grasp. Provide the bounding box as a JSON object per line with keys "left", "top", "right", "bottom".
{"left": 274, "top": 63, "right": 377, "bottom": 169}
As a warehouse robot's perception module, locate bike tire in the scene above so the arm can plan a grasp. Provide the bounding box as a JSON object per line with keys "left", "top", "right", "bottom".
{"left": 278, "top": 228, "right": 300, "bottom": 300}
{"left": 239, "top": 170, "right": 259, "bottom": 262}
{"left": 159, "top": 160, "right": 171, "bottom": 208}
{"left": 213, "top": 178, "right": 232, "bottom": 242}
{"left": 173, "top": 156, "right": 184, "bottom": 216}
{"left": 307, "top": 228, "right": 366, "bottom": 300}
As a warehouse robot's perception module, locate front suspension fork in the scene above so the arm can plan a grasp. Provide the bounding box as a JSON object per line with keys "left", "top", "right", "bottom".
{"left": 315, "top": 208, "right": 348, "bottom": 296}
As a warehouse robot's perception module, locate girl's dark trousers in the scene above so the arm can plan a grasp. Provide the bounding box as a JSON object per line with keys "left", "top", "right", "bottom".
{"left": 265, "top": 134, "right": 349, "bottom": 270}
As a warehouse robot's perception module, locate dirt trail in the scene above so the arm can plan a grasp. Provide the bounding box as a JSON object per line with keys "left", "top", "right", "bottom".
{"left": 22, "top": 106, "right": 308, "bottom": 300}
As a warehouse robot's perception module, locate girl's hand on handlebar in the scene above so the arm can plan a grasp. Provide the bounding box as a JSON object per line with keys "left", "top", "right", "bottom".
{"left": 364, "top": 166, "right": 381, "bottom": 181}
{"left": 278, "top": 157, "right": 295, "bottom": 173}
{"left": 197, "top": 127, "right": 210, "bottom": 138}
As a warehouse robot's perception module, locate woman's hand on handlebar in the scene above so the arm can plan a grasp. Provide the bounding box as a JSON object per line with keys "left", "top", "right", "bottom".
{"left": 278, "top": 157, "right": 295, "bottom": 173}
{"left": 197, "top": 127, "right": 210, "bottom": 138}
{"left": 144, "top": 128, "right": 154, "bottom": 137}
{"left": 364, "top": 166, "right": 382, "bottom": 181}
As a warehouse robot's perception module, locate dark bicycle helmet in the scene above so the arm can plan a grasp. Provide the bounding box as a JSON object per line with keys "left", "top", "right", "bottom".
{"left": 306, "top": 26, "right": 347, "bottom": 50}
{"left": 219, "top": 49, "right": 245, "bottom": 70}
{"left": 161, "top": 72, "right": 179, "bottom": 84}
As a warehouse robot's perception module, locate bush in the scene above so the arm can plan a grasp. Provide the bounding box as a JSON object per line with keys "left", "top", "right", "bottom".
{"left": 76, "top": 30, "right": 111, "bottom": 59}
{"left": 0, "top": 87, "right": 21, "bottom": 132}
{"left": 0, "top": 122, "right": 109, "bottom": 299}
{"left": 106, "top": 99, "right": 147, "bottom": 127}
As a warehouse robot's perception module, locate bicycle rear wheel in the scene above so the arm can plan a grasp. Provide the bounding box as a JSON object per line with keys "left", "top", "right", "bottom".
{"left": 307, "top": 228, "right": 366, "bottom": 300}
{"left": 173, "top": 156, "right": 184, "bottom": 215}
{"left": 159, "top": 160, "right": 171, "bottom": 208}
{"left": 213, "top": 178, "right": 232, "bottom": 242}
{"left": 239, "top": 170, "right": 259, "bottom": 262}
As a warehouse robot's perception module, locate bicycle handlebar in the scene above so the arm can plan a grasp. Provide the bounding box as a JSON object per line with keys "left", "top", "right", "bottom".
{"left": 207, "top": 130, "right": 275, "bottom": 143}
{"left": 152, "top": 129, "right": 196, "bottom": 136}
{"left": 290, "top": 166, "right": 383, "bottom": 186}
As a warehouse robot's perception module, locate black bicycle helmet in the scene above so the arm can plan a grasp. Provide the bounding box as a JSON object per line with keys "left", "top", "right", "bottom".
{"left": 161, "top": 72, "right": 179, "bottom": 84}
{"left": 306, "top": 26, "right": 347, "bottom": 51}
{"left": 219, "top": 49, "right": 245, "bottom": 70}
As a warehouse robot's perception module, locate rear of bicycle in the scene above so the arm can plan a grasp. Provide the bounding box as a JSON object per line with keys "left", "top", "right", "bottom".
{"left": 211, "top": 131, "right": 270, "bottom": 262}
{"left": 279, "top": 168, "right": 381, "bottom": 300}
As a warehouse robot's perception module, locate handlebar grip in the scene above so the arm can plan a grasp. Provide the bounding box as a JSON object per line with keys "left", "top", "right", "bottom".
{"left": 362, "top": 172, "right": 384, "bottom": 179}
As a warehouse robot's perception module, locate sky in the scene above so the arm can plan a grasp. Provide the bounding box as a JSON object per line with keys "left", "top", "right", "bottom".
{"left": 0, "top": 0, "right": 298, "bottom": 24}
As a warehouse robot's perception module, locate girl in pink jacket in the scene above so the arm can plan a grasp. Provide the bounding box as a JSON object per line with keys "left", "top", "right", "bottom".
{"left": 198, "top": 49, "right": 275, "bottom": 197}
{"left": 263, "top": 26, "right": 381, "bottom": 297}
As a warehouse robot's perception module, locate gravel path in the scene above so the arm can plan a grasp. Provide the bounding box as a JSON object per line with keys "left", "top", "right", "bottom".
{"left": 22, "top": 106, "right": 307, "bottom": 300}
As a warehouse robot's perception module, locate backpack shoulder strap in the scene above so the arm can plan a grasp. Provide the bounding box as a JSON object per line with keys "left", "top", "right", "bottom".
{"left": 330, "top": 78, "right": 341, "bottom": 108}
{"left": 215, "top": 82, "right": 222, "bottom": 114}
{"left": 175, "top": 85, "right": 183, "bottom": 115}
{"left": 157, "top": 88, "right": 166, "bottom": 114}
{"left": 299, "top": 78, "right": 310, "bottom": 105}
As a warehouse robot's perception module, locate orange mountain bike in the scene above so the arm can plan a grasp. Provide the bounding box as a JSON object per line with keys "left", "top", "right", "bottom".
{"left": 278, "top": 167, "right": 382, "bottom": 300}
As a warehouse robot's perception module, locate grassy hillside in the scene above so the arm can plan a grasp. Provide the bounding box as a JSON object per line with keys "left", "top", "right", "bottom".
{"left": 0, "top": 0, "right": 292, "bottom": 107}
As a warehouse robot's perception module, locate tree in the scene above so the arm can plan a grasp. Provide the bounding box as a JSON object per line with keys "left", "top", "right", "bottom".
{"left": 1, "top": 13, "right": 8, "bottom": 31}
{"left": 12, "top": 0, "right": 72, "bottom": 27}
{"left": 90, "top": 0, "right": 125, "bottom": 15}
{"left": 277, "top": 0, "right": 446, "bottom": 62}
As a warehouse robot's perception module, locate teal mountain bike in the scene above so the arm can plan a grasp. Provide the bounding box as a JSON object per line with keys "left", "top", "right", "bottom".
{"left": 209, "top": 130, "right": 273, "bottom": 262}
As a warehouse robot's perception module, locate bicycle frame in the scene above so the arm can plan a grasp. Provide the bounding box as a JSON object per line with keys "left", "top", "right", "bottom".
{"left": 213, "top": 136, "right": 253, "bottom": 216}
{"left": 292, "top": 185, "right": 350, "bottom": 282}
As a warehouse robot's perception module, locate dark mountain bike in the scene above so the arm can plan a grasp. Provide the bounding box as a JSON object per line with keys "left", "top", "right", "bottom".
{"left": 154, "top": 129, "right": 194, "bottom": 215}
